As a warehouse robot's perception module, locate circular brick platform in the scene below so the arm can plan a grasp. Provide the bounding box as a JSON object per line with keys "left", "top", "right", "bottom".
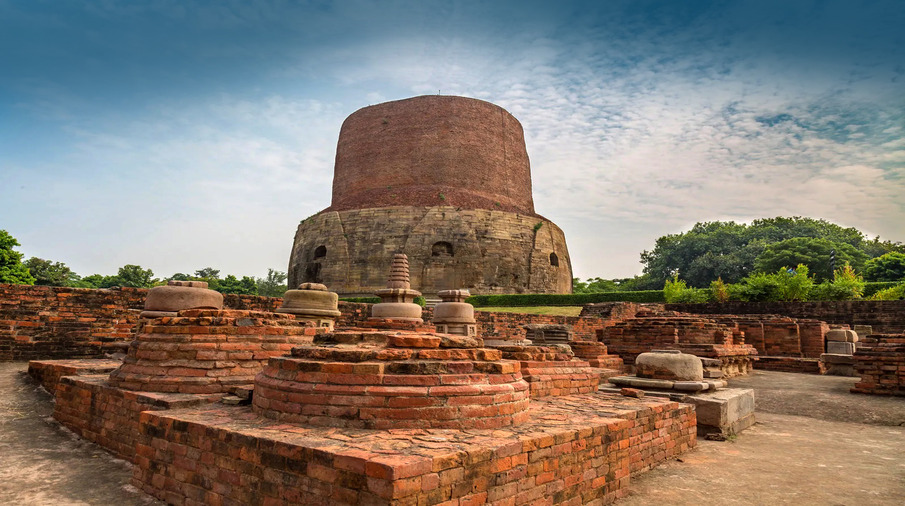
{"left": 108, "top": 309, "right": 318, "bottom": 394}
{"left": 253, "top": 330, "right": 530, "bottom": 429}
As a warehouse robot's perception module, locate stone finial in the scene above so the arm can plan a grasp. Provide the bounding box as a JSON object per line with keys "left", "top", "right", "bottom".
{"left": 297, "top": 282, "right": 328, "bottom": 291}
{"left": 167, "top": 280, "right": 209, "bottom": 288}
{"left": 386, "top": 254, "right": 411, "bottom": 289}
{"left": 370, "top": 254, "right": 423, "bottom": 323}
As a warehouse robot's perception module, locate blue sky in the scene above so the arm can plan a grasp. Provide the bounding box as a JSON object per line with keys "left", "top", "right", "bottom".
{"left": 1, "top": 0, "right": 903, "bottom": 281}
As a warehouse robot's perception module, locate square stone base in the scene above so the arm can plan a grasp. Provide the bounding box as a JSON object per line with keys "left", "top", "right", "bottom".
{"left": 133, "top": 394, "right": 696, "bottom": 505}
{"left": 600, "top": 387, "right": 755, "bottom": 438}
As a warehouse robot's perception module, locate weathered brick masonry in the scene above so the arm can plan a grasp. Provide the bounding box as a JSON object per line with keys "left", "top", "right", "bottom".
{"left": 54, "top": 374, "right": 222, "bottom": 461}
{"left": 851, "top": 334, "right": 905, "bottom": 396}
{"left": 667, "top": 301, "right": 905, "bottom": 334}
{"left": 133, "top": 396, "right": 696, "bottom": 506}
{"left": 2, "top": 283, "right": 627, "bottom": 361}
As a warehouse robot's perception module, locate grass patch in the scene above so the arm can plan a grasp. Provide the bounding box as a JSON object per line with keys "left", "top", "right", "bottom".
{"left": 475, "top": 306, "right": 583, "bottom": 316}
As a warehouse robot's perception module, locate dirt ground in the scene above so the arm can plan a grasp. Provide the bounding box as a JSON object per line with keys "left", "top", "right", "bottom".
{"left": 0, "top": 362, "right": 162, "bottom": 505}
{"left": 0, "top": 363, "right": 903, "bottom": 505}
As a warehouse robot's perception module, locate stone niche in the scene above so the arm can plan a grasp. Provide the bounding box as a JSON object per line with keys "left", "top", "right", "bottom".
{"left": 289, "top": 95, "right": 573, "bottom": 296}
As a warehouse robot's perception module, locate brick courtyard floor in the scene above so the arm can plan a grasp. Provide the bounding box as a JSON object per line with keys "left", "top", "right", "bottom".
{"left": 1, "top": 363, "right": 903, "bottom": 505}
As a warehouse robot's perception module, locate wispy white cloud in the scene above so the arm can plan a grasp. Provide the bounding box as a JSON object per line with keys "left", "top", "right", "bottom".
{"left": 2, "top": 1, "right": 902, "bottom": 281}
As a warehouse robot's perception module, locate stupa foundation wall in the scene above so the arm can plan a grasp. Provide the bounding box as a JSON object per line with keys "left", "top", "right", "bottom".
{"left": 289, "top": 207, "right": 572, "bottom": 296}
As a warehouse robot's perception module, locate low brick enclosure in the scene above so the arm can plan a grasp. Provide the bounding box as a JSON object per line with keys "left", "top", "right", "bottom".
{"left": 851, "top": 334, "right": 905, "bottom": 396}
{"left": 54, "top": 374, "right": 221, "bottom": 461}
{"left": 28, "top": 358, "right": 122, "bottom": 392}
{"left": 2, "top": 284, "right": 624, "bottom": 362}
{"left": 133, "top": 395, "right": 695, "bottom": 506}
{"left": 0, "top": 284, "right": 285, "bottom": 361}
{"left": 667, "top": 300, "right": 905, "bottom": 334}
{"left": 597, "top": 315, "right": 758, "bottom": 377}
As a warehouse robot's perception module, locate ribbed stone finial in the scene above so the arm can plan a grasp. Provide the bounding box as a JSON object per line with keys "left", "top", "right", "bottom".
{"left": 386, "top": 253, "right": 411, "bottom": 289}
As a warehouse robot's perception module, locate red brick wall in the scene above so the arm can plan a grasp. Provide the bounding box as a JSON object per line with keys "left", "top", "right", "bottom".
{"left": 133, "top": 399, "right": 695, "bottom": 505}
{"left": 329, "top": 96, "right": 536, "bottom": 216}
{"left": 667, "top": 301, "right": 905, "bottom": 334}
{"left": 852, "top": 334, "right": 905, "bottom": 396}
{"left": 0, "top": 284, "right": 288, "bottom": 361}
{"left": 0, "top": 284, "right": 144, "bottom": 361}
{"left": 53, "top": 375, "right": 219, "bottom": 461}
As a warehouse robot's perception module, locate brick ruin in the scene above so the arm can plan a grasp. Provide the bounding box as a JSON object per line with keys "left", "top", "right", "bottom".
{"left": 288, "top": 95, "right": 573, "bottom": 296}
{"left": 594, "top": 308, "right": 758, "bottom": 378}
{"left": 18, "top": 265, "right": 703, "bottom": 504}
{"left": 851, "top": 333, "right": 905, "bottom": 396}
{"left": 6, "top": 277, "right": 904, "bottom": 502}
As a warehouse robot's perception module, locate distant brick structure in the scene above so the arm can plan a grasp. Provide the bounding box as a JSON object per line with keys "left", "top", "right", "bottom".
{"left": 666, "top": 300, "right": 905, "bottom": 334}
{"left": 851, "top": 334, "right": 905, "bottom": 396}
{"left": 289, "top": 95, "right": 572, "bottom": 296}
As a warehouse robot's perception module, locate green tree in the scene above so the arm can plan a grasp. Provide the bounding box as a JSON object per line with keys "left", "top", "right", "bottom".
{"left": 216, "top": 274, "right": 257, "bottom": 294}
{"left": 116, "top": 264, "right": 156, "bottom": 288}
{"left": 24, "top": 257, "right": 73, "bottom": 286}
{"left": 810, "top": 264, "right": 865, "bottom": 300}
{"left": 194, "top": 267, "right": 220, "bottom": 280}
{"left": 256, "top": 269, "right": 289, "bottom": 297}
{"left": 0, "top": 230, "right": 35, "bottom": 285}
{"left": 754, "top": 238, "right": 867, "bottom": 282}
{"left": 862, "top": 252, "right": 905, "bottom": 282}
{"left": 640, "top": 216, "right": 899, "bottom": 287}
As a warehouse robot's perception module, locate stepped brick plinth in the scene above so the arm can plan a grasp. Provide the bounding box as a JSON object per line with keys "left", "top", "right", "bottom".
{"left": 108, "top": 309, "right": 320, "bottom": 394}
{"left": 493, "top": 344, "right": 604, "bottom": 397}
{"left": 253, "top": 329, "right": 530, "bottom": 429}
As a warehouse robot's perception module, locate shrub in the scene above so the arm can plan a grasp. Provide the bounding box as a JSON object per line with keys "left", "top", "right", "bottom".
{"left": 664, "top": 276, "right": 710, "bottom": 303}
{"left": 465, "top": 291, "right": 665, "bottom": 307}
{"left": 778, "top": 264, "right": 814, "bottom": 301}
{"left": 738, "top": 272, "right": 783, "bottom": 301}
{"left": 868, "top": 283, "right": 905, "bottom": 300}
{"left": 710, "top": 277, "right": 730, "bottom": 303}
{"left": 809, "top": 264, "right": 865, "bottom": 301}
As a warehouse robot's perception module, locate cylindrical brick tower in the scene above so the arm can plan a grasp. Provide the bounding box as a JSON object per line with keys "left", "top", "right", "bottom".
{"left": 289, "top": 95, "right": 572, "bottom": 296}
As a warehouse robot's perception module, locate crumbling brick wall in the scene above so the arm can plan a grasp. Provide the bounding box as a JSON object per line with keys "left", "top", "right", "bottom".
{"left": 667, "top": 301, "right": 905, "bottom": 334}
{"left": 0, "top": 284, "right": 283, "bottom": 361}
{"left": 851, "top": 334, "right": 905, "bottom": 396}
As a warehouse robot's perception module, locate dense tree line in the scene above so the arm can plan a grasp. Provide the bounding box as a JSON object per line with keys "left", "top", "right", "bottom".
{"left": 574, "top": 217, "right": 903, "bottom": 292}
{"left": 0, "top": 230, "right": 288, "bottom": 297}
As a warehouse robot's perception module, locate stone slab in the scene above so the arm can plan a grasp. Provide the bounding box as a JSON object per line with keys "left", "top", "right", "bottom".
{"left": 827, "top": 341, "right": 856, "bottom": 355}
{"left": 826, "top": 329, "right": 858, "bottom": 343}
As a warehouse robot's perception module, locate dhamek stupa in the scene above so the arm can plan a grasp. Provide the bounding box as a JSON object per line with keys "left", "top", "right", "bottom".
{"left": 289, "top": 95, "right": 572, "bottom": 296}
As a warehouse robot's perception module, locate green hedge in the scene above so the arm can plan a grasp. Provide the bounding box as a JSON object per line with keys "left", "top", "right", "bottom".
{"left": 863, "top": 281, "right": 900, "bottom": 297}
{"left": 340, "top": 296, "right": 426, "bottom": 307}
{"left": 465, "top": 291, "right": 665, "bottom": 307}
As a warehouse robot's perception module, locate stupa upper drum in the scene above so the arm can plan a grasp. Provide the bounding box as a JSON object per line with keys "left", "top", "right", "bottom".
{"left": 289, "top": 95, "right": 572, "bottom": 296}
